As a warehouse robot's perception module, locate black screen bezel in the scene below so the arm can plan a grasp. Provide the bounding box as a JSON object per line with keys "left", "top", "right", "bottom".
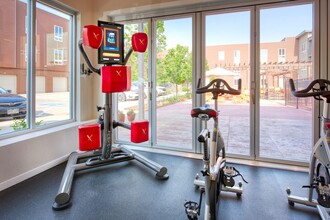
{"left": 98, "top": 21, "right": 124, "bottom": 65}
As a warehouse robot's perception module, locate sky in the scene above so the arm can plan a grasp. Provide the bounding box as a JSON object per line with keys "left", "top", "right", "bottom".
{"left": 163, "top": 3, "right": 312, "bottom": 49}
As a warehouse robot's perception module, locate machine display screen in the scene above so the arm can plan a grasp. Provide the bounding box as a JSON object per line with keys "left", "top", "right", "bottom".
{"left": 98, "top": 21, "right": 124, "bottom": 65}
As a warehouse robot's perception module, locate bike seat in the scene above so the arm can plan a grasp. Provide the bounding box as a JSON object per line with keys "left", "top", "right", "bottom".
{"left": 326, "top": 122, "right": 330, "bottom": 130}
{"left": 191, "top": 106, "right": 218, "bottom": 119}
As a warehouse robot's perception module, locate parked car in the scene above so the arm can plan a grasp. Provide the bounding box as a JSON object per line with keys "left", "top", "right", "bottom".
{"left": 118, "top": 82, "right": 144, "bottom": 102}
{"left": 156, "top": 86, "right": 166, "bottom": 96}
{"left": 0, "top": 87, "right": 27, "bottom": 119}
{"left": 118, "top": 88, "right": 139, "bottom": 102}
{"left": 117, "top": 82, "right": 166, "bottom": 102}
{"left": 132, "top": 82, "right": 167, "bottom": 97}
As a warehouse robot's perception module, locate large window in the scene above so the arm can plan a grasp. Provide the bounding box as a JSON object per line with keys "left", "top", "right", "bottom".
{"left": 259, "top": 3, "right": 313, "bottom": 162}
{"left": 111, "top": 0, "right": 315, "bottom": 164}
{"left": 0, "top": 0, "right": 75, "bottom": 136}
{"left": 155, "top": 16, "right": 193, "bottom": 151}
{"left": 116, "top": 22, "right": 149, "bottom": 143}
{"left": 205, "top": 10, "right": 251, "bottom": 157}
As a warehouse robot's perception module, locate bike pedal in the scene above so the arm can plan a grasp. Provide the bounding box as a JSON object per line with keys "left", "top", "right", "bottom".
{"left": 223, "top": 175, "right": 235, "bottom": 187}
{"left": 184, "top": 201, "right": 199, "bottom": 220}
{"left": 317, "top": 183, "right": 330, "bottom": 208}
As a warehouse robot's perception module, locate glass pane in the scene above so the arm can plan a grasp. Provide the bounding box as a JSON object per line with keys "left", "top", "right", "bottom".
{"left": 35, "top": 3, "right": 72, "bottom": 126}
{"left": 205, "top": 11, "right": 251, "bottom": 156}
{"left": 117, "top": 23, "right": 149, "bottom": 142}
{"left": 155, "top": 17, "right": 193, "bottom": 150}
{"left": 259, "top": 4, "right": 313, "bottom": 162}
{"left": 0, "top": 0, "right": 28, "bottom": 134}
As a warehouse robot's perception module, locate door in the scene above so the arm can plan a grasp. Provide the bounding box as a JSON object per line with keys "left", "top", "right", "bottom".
{"left": 257, "top": 3, "right": 313, "bottom": 162}
{"left": 153, "top": 15, "right": 194, "bottom": 151}
{"left": 115, "top": 1, "right": 315, "bottom": 164}
{"left": 116, "top": 21, "right": 150, "bottom": 145}
{"left": 204, "top": 9, "right": 251, "bottom": 158}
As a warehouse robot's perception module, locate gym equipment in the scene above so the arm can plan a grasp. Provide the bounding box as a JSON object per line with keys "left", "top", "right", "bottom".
{"left": 184, "top": 78, "right": 248, "bottom": 220}
{"left": 286, "top": 79, "right": 330, "bottom": 220}
{"left": 52, "top": 21, "right": 169, "bottom": 210}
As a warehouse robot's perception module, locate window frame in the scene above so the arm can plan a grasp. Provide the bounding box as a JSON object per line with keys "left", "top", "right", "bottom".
{"left": 109, "top": 0, "right": 315, "bottom": 166}
{"left": 0, "top": 0, "right": 77, "bottom": 139}
{"left": 54, "top": 48, "right": 64, "bottom": 65}
{"left": 278, "top": 48, "right": 286, "bottom": 57}
{"left": 54, "top": 25, "right": 64, "bottom": 42}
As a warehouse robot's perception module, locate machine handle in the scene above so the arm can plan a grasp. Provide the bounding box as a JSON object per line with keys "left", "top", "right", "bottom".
{"left": 196, "top": 78, "right": 241, "bottom": 96}
{"left": 289, "top": 78, "right": 330, "bottom": 98}
{"left": 78, "top": 40, "right": 101, "bottom": 75}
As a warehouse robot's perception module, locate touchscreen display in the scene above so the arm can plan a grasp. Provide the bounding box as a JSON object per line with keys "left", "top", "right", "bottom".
{"left": 98, "top": 21, "right": 124, "bottom": 65}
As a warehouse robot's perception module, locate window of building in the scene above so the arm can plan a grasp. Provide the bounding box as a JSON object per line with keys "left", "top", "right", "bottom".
{"left": 54, "top": 25, "right": 63, "bottom": 42}
{"left": 0, "top": 1, "right": 75, "bottom": 137}
{"left": 301, "top": 42, "right": 306, "bottom": 52}
{"left": 260, "top": 49, "right": 268, "bottom": 64}
{"left": 218, "top": 51, "right": 225, "bottom": 60}
{"left": 299, "top": 68, "right": 308, "bottom": 79}
{"left": 278, "top": 48, "right": 286, "bottom": 62}
{"left": 233, "top": 50, "right": 240, "bottom": 65}
{"left": 307, "top": 38, "right": 312, "bottom": 58}
{"left": 54, "top": 49, "right": 64, "bottom": 65}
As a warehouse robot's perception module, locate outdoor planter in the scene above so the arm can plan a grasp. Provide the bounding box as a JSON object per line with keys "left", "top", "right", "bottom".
{"left": 127, "top": 109, "right": 136, "bottom": 122}
{"left": 118, "top": 111, "right": 125, "bottom": 122}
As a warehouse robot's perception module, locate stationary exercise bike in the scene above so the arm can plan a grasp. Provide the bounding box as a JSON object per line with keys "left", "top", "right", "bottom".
{"left": 184, "top": 78, "right": 247, "bottom": 220}
{"left": 287, "top": 78, "right": 330, "bottom": 219}
{"left": 52, "top": 21, "right": 169, "bottom": 210}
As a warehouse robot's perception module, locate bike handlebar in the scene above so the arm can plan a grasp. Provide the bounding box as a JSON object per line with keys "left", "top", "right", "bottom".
{"left": 196, "top": 78, "right": 241, "bottom": 96}
{"left": 289, "top": 78, "right": 330, "bottom": 98}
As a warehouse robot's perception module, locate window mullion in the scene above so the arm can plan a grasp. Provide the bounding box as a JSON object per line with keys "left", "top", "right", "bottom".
{"left": 27, "top": 0, "right": 36, "bottom": 129}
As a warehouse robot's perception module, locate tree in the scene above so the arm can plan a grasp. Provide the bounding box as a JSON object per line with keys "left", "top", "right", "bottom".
{"left": 124, "top": 22, "right": 166, "bottom": 82}
{"left": 162, "top": 45, "right": 192, "bottom": 96}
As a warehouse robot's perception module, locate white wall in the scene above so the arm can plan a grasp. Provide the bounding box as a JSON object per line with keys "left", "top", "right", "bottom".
{"left": 0, "top": 125, "right": 79, "bottom": 191}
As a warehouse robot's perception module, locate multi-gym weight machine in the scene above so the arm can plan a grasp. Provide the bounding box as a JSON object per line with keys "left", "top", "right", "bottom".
{"left": 52, "top": 21, "right": 169, "bottom": 210}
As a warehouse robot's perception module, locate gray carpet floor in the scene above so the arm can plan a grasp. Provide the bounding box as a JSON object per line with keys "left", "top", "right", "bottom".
{"left": 0, "top": 151, "right": 321, "bottom": 220}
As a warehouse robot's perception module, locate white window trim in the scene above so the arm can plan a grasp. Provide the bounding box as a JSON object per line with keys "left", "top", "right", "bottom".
{"left": 0, "top": 0, "right": 77, "bottom": 139}
{"left": 54, "top": 49, "right": 64, "bottom": 65}
{"left": 54, "top": 25, "right": 63, "bottom": 42}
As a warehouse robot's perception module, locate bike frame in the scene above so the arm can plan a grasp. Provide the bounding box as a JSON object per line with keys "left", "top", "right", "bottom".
{"left": 287, "top": 79, "right": 330, "bottom": 220}
{"left": 288, "top": 97, "right": 330, "bottom": 197}
{"left": 195, "top": 98, "right": 226, "bottom": 220}
{"left": 187, "top": 78, "right": 243, "bottom": 220}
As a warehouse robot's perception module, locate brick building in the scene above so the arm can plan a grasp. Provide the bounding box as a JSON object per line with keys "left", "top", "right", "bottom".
{"left": 0, "top": 0, "right": 70, "bottom": 94}
{"left": 205, "top": 31, "right": 312, "bottom": 98}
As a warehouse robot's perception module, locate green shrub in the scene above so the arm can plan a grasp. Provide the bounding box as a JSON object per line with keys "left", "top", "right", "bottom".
{"left": 11, "top": 119, "right": 43, "bottom": 130}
